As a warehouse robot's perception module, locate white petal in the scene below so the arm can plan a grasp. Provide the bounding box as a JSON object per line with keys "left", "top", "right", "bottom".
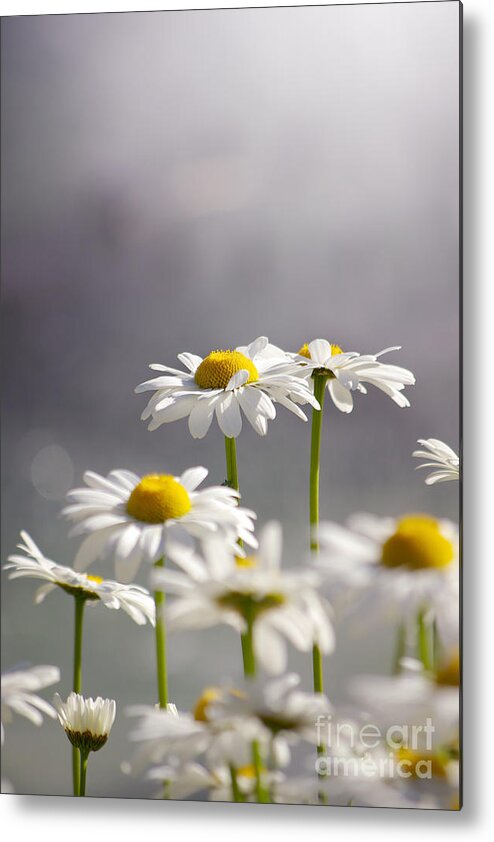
{"left": 328, "top": 379, "right": 354, "bottom": 413}
{"left": 215, "top": 394, "right": 243, "bottom": 438}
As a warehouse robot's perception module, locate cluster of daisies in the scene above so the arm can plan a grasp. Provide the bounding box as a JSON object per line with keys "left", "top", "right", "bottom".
{"left": 2, "top": 336, "right": 460, "bottom": 808}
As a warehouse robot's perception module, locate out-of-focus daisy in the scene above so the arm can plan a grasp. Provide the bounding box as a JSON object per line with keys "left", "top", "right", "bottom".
{"left": 348, "top": 659, "right": 460, "bottom": 810}
{"left": 315, "top": 513, "right": 459, "bottom": 630}
{"left": 126, "top": 695, "right": 256, "bottom": 775}
{"left": 152, "top": 522, "right": 335, "bottom": 674}
{"left": 146, "top": 759, "right": 284, "bottom": 802}
{"left": 62, "top": 467, "right": 257, "bottom": 582}
{"left": 1, "top": 664, "right": 60, "bottom": 744}
{"left": 293, "top": 339, "right": 415, "bottom": 413}
{"left": 135, "top": 336, "right": 319, "bottom": 439}
{"left": 413, "top": 439, "right": 460, "bottom": 485}
{"left": 5, "top": 532, "right": 155, "bottom": 626}
{"left": 211, "top": 673, "right": 331, "bottom": 763}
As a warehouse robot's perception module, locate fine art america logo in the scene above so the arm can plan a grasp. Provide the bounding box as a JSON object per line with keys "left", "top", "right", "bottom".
{"left": 314, "top": 715, "right": 437, "bottom": 779}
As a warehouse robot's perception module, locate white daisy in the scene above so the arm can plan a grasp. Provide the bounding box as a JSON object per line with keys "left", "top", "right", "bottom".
{"left": 315, "top": 513, "right": 459, "bottom": 630}
{"left": 126, "top": 695, "right": 256, "bottom": 774}
{"left": 5, "top": 531, "right": 155, "bottom": 626}
{"left": 210, "top": 673, "right": 331, "bottom": 757}
{"left": 293, "top": 339, "right": 415, "bottom": 413}
{"left": 413, "top": 438, "right": 460, "bottom": 485}
{"left": 135, "top": 336, "right": 319, "bottom": 438}
{"left": 53, "top": 692, "right": 116, "bottom": 753}
{"left": 152, "top": 521, "right": 335, "bottom": 674}
{"left": 146, "top": 759, "right": 284, "bottom": 802}
{"left": 1, "top": 664, "right": 60, "bottom": 744}
{"left": 62, "top": 466, "right": 257, "bottom": 582}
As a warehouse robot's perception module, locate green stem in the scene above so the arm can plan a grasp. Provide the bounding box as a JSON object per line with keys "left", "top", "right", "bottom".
{"left": 153, "top": 557, "right": 169, "bottom": 708}
{"left": 309, "top": 374, "right": 329, "bottom": 703}
{"left": 72, "top": 596, "right": 85, "bottom": 796}
{"left": 393, "top": 621, "right": 407, "bottom": 675}
{"left": 79, "top": 749, "right": 89, "bottom": 797}
{"left": 229, "top": 765, "right": 242, "bottom": 803}
{"left": 309, "top": 374, "right": 328, "bottom": 552}
{"left": 252, "top": 739, "right": 269, "bottom": 804}
{"left": 224, "top": 435, "right": 239, "bottom": 492}
{"left": 417, "top": 609, "right": 433, "bottom": 672}
{"left": 241, "top": 614, "right": 256, "bottom": 678}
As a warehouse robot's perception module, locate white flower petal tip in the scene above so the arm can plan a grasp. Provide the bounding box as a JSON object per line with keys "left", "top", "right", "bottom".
{"left": 412, "top": 438, "right": 460, "bottom": 485}
{"left": 1, "top": 665, "right": 60, "bottom": 740}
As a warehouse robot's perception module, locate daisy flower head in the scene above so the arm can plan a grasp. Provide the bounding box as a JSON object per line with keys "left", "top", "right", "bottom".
{"left": 293, "top": 339, "right": 415, "bottom": 413}
{"left": 126, "top": 695, "right": 256, "bottom": 774}
{"left": 135, "top": 336, "right": 319, "bottom": 439}
{"left": 413, "top": 439, "right": 460, "bottom": 485}
{"left": 152, "top": 521, "right": 335, "bottom": 674}
{"left": 62, "top": 467, "right": 257, "bottom": 582}
{"left": 315, "top": 513, "right": 459, "bottom": 630}
{"left": 145, "top": 759, "right": 284, "bottom": 803}
{"left": 1, "top": 664, "right": 60, "bottom": 744}
{"left": 54, "top": 692, "right": 116, "bottom": 753}
{"left": 5, "top": 532, "right": 155, "bottom": 625}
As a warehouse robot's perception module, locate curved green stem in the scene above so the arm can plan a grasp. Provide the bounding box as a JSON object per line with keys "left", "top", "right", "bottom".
{"left": 78, "top": 749, "right": 89, "bottom": 797}
{"left": 72, "top": 596, "right": 85, "bottom": 796}
{"left": 224, "top": 436, "right": 239, "bottom": 492}
{"left": 153, "top": 557, "right": 169, "bottom": 708}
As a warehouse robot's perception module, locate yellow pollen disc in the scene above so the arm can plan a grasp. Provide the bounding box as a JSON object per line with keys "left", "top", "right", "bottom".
{"left": 235, "top": 555, "right": 258, "bottom": 569}
{"left": 298, "top": 342, "right": 343, "bottom": 359}
{"left": 236, "top": 764, "right": 258, "bottom": 779}
{"left": 194, "top": 350, "right": 259, "bottom": 390}
{"left": 435, "top": 648, "right": 460, "bottom": 687}
{"left": 395, "top": 747, "right": 448, "bottom": 779}
{"left": 381, "top": 515, "right": 454, "bottom": 571}
{"left": 193, "top": 687, "right": 222, "bottom": 722}
{"left": 86, "top": 574, "right": 104, "bottom": 585}
{"left": 126, "top": 474, "right": 191, "bottom": 524}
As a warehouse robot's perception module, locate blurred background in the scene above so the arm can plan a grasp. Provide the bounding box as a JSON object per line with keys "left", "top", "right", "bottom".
{"left": 1, "top": 2, "right": 460, "bottom": 797}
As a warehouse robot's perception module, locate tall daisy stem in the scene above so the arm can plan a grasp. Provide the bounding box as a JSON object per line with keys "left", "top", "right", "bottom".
{"left": 153, "top": 557, "right": 169, "bottom": 708}
{"left": 417, "top": 609, "right": 433, "bottom": 672}
{"left": 229, "top": 765, "right": 242, "bottom": 803}
{"left": 78, "top": 749, "right": 89, "bottom": 797}
{"left": 72, "top": 595, "right": 85, "bottom": 796}
{"left": 224, "top": 435, "right": 239, "bottom": 492}
{"left": 309, "top": 374, "right": 329, "bottom": 700}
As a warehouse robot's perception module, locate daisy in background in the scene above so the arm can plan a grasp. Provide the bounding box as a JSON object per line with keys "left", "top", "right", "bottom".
{"left": 348, "top": 658, "right": 460, "bottom": 810}
{"left": 151, "top": 521, "right": 335, "bottom": 677}
{"left": 293, "top": 339, "right": 415, "bottom": 414}
{"left": 1, "top": 664, "right": 60, "bottom": 744}
{"left": 145, "top": 758, "right": 284, "bottom": 802}
{"left": 62, "top": 466, "right": 257, "bottom": 582}
{"left": 135, "top": 336, "right": 319, "bottom": 494}
{"left": 314, "top": 513, "right": 459, "bottom": 671}
{"left": 5, "top": 530, "right": 154, "bottom": 794}
{"left": 5, "top": 531, "right": 155, "bottom": 626}
{"left": 413, "top": 438, "right": 460, "bottom": 485}
{"left": 54, "top": 692, "right": 116, "bottom": 796}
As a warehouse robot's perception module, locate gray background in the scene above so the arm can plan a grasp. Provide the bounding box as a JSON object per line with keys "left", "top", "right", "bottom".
{"left": 1, "top": 2, "right": 460, "bottom": 797}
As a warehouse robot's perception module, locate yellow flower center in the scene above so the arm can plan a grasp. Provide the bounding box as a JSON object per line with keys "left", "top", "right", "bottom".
{"left": 435, "top": 648, "right": 460, "bottom": 687}
{"left": 298, "top": 342, "right": 343, "bottom": 359}
{"left": 193, "top": 687, "right": 222, "bottom": 722}
{"left": 236, "top": 764, "right": 258, "bottom": 779}
{"left": 381, "top": 515, "right": 454, "bottom": 571}
{"left": 126, "top": 474, "right": 191, "bottom": 523}
{"left": 86, "top": 574, "right": 104, "bottom": 585}
{"left": 235, "top": 555, "right": 258, "bottom": 569}
{"left": 194, "top": 350, "right": 259, "bottom": 390}
{"left": 395, "top": 747, "right": 448, "bottom": 779}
